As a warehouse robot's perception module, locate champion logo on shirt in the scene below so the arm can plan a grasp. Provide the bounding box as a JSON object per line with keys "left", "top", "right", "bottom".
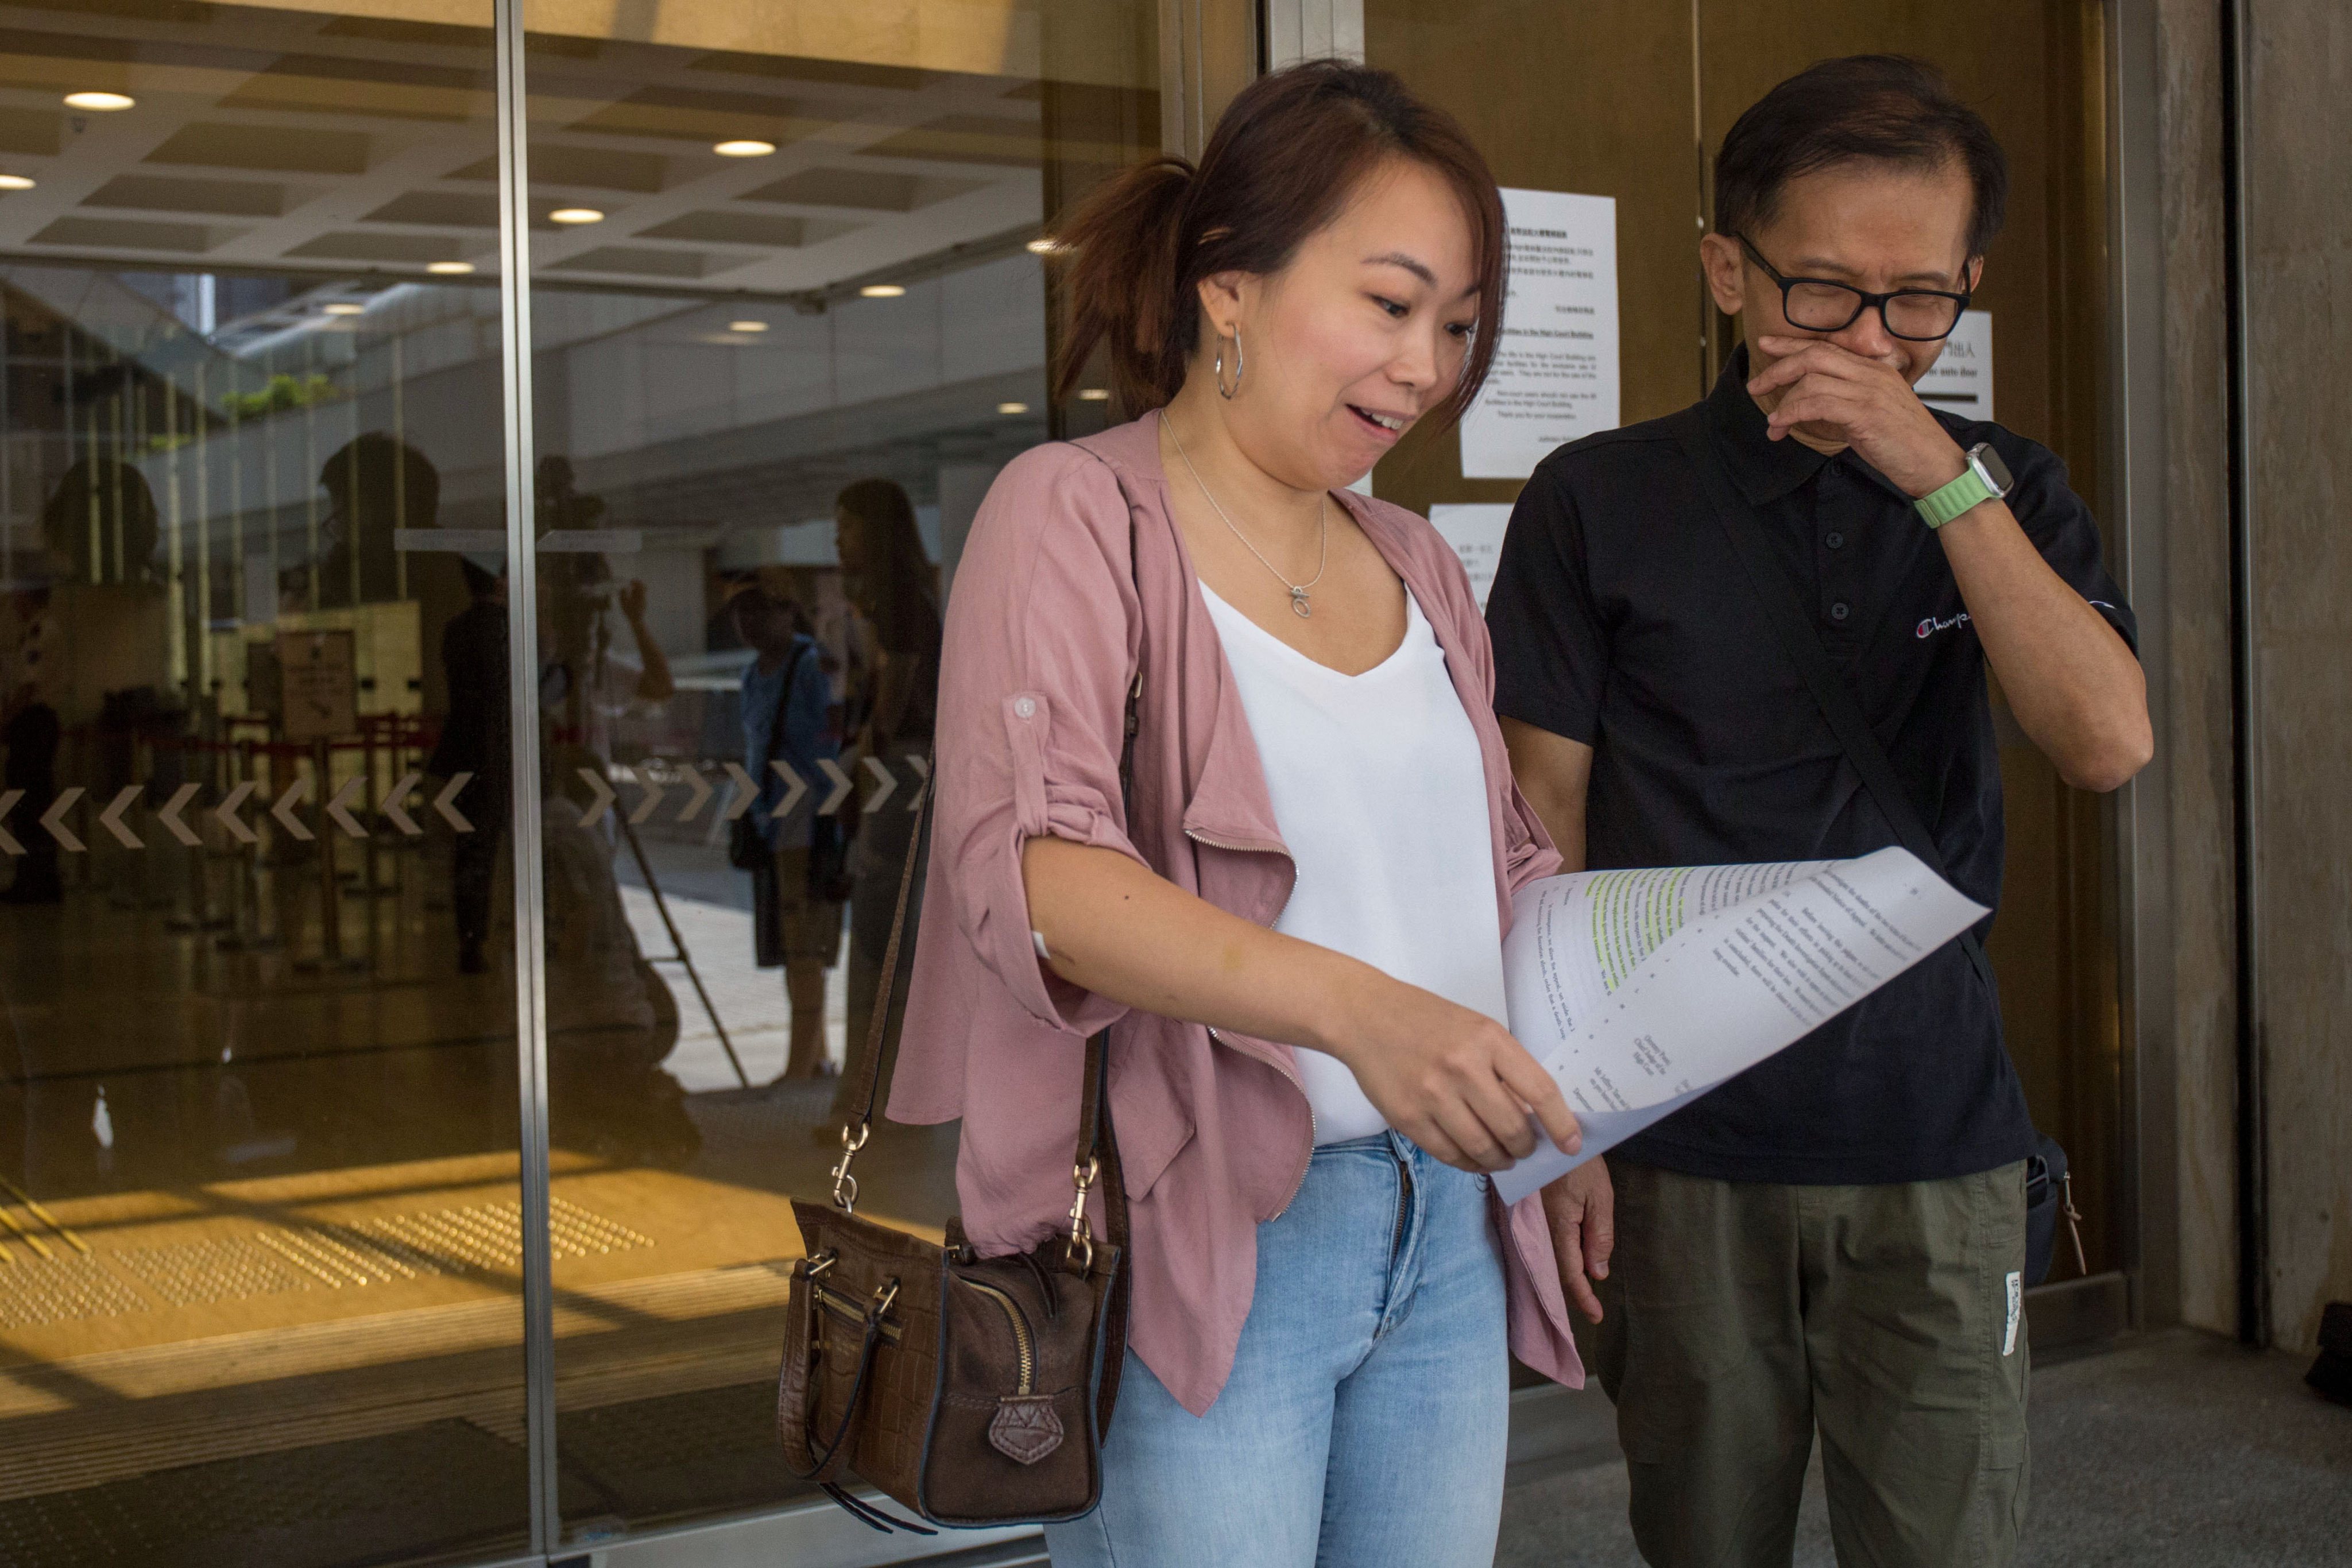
{"left": 1916, "top": 611, "right": 1972, "bottom": 640}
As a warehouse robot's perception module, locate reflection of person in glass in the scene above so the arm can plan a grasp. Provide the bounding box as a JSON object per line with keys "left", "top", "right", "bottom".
{"left": 0, "top": 510, "right": 63, "bottom": 903}
{"left": 426, "top": 557, "right": 508, "bottom": 973}
{"left": 317, "top": 432, "right": 430, "bottom": 609}
{"left": 0, "top": 656, "right": 63, "bottom": 905}
{"left": 734, "top": 586, "right": 841, "bottom": 1079}
{"left": 831, "top": 479, "right": 939, "bottom": 1116}
{"left": 40, "top": 456, "right": 158, "bottom": 584}
{"left": 532, "top": 454, "right": 693, "bottom": 1160}
{"left": 17, "top": 458, "right": 165, "bottom": 901}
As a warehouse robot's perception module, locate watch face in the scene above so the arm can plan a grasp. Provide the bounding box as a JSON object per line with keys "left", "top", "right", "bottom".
{"left": 1971, "top": 443, "right": 2014, "bottom": 496}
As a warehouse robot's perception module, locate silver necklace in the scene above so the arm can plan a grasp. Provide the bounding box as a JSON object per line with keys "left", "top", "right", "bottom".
{"left": 1165, "top": 417, "right": 1328, "bottom": 618}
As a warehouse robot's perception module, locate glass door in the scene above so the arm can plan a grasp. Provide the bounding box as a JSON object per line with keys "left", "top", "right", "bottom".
{"left": 513, "top": 1, "right": 1160, "bottom": 1546}
{"left": 0, "top": 4, "right": 532, "bottom": 1563}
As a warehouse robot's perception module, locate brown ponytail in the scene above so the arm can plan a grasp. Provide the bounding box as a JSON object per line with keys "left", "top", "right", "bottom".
{"left": 1050, "top": 60, "right": 1506, "bottom": 427}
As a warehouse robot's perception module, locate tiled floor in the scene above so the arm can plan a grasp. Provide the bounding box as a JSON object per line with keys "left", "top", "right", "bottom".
{"left": 0, "top": 812, "right": 945, "bottom": 1562}
{"left": 1495, "top": 1330, "right": 2352, "bottom": 1567}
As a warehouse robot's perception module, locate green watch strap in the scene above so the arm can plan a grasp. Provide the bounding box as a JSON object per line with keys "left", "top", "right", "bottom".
{"left": 1914, "top": 463, "right": 1995, "bottom": 529}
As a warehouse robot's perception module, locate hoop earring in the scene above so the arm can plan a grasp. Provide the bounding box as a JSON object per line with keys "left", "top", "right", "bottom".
{"left": 1214, "top": 328, "right": 1244, "bottom": 400}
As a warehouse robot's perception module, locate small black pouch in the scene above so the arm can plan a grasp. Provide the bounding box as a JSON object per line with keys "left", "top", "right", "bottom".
{"left": 2023, "top": 1133, "right": 2081, "bottom": 1286}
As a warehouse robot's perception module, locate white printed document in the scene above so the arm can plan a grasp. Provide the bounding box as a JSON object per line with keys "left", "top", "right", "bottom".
{"left": 1459, "top": 188, "right": 1620, "bottom": 478}
{"left": 1492, "top": 849, "right": 1987, "bottom": 1204}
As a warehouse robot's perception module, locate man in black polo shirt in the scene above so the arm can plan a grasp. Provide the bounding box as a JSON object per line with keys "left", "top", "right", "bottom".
{"left": 1492, "top": 57, "right": 2152, "bottom": 1567}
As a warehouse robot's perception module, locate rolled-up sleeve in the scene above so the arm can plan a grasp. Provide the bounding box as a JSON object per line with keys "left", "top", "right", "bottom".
{"left": 935, "top": 445, "right": 1147, "bottom": 1035}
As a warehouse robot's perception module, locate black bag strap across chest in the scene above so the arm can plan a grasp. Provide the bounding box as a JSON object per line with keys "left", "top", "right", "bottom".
{"left": 834, "top": 452, "right": 1143, "bottom": 1430}
{"left": 1666, "top": 405, "right": 1994, "bottom": 996}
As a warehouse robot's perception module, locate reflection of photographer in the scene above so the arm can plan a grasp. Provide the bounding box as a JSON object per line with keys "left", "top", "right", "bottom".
{"left": 729, "top": 587, "right": 843, "bottom": 1079}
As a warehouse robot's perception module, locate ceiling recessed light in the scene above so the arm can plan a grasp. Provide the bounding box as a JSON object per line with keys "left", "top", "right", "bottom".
{"left": 997, "top": 402, "right": 1030, "bottom": 415}
{"left": 64, "top": 91, "right": 134, "bottom": 112}
{"left": 1077, "top": 388, "right": 1110, "bottom": 401}
{"left": 1025, "top": 237, "right": 1057, "bottom": 254}
{"left": 427, "top": 260, "right": 475, "bottom": 275}
{"left": 728, "top": 320, "right": 768, "bottom": 332}
{"left": 0, "top": 175, "right": 33, "bottom": 191}
{"left": 858, "top": 284, "right": 905, "bottom": 299}
{"left": 714, "top": 139, "right": 776, "bottom": 157}
{"left": 548, "top": 207, "right": 604, "bottom": 225}
{"left": 321, "top": 302, "right": 366, "bottom": 316}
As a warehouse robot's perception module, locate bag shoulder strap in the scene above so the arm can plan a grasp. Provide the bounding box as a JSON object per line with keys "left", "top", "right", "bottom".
{"left": 1666, "top": 406, "right": 1994, "bottom": 994}
{"left": 835, "top": 452, "right": 1142, "bottom": 1236}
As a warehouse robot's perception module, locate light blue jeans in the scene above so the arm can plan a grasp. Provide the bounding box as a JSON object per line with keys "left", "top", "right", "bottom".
{"left": 1043, "top": 1131, "right": 1510, "bottom": 1568}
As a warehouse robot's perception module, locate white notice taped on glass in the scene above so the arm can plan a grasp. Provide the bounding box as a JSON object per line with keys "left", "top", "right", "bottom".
{"left": 1492, "top": 848, "right": 1987, "bottom": 1204}
{"left": 1429, "top": 504, "right": 1514, "bottom": 610}
{"left": 1916, "top": 308, "right": 1993, "bottom": 421}
{"left": 1460, "top": 189, "right": 1619, "bottom": 479}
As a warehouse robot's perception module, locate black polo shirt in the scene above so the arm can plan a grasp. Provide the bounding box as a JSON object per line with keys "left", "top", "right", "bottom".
{"left": 1487, "top": 346, "right": 2136, "bottom": 1185}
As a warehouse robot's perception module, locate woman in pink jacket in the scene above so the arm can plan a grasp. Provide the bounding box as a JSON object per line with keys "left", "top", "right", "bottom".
{"left": 890, "top": 61, "right": 1589, "bottom": 1567}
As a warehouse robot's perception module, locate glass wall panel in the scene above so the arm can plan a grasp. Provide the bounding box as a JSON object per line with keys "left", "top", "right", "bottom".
{"left": 518, "top": 1, "right": 1157, "bottom": 1543}
{"left": 0, "top": 6, "right": 529, "bottom": 1564}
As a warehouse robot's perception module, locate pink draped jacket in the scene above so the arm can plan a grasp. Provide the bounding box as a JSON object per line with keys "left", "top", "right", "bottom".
{"left": 888, "top": 412, "right": 1584, "bottom": 1415}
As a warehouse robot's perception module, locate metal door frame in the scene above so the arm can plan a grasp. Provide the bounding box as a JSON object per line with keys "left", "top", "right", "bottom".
{"left": 2100, "top": 0, "right": 2178, "bottom": 1339}
{"left": 483, "top": 1, "right": 1251, "bottom": 1561}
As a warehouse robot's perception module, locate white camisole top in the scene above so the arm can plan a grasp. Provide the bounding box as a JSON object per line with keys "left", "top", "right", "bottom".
{"left": 1198, "top": 580, "right": 1509, "bottom": 1143}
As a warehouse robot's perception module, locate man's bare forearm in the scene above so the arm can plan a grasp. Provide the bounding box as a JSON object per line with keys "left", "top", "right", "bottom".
{"left": 1023, "top": 837, "right": 1380, "bottom": 1059}
{"left": 1936, "top": 502, "right": 2152, "bottom": 792}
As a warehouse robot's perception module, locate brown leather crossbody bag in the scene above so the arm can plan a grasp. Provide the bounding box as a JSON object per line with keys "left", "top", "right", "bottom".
{"left": 776, "top": 583, "right": 1139, "bottom": 1535}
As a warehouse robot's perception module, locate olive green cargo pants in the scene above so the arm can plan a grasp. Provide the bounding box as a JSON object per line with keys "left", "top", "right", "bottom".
{"left": 1586, "top": 1156, "right": 2032, "bottom": 1568}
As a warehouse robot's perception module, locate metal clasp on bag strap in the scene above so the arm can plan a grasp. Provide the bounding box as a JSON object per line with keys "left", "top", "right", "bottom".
{"left": 1066, "top": 1155, "right": 1100, "bottom": 1272}
{"left": 830, "top": 1124, "right": 871, "bottom": 1213}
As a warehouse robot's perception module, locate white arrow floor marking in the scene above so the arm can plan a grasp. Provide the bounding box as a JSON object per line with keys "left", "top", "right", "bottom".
{"left": 0, "top": 789, "right": 21, "bottom": 855}
{"left": 382, "top": 773, "right": 424, "bottom": 837}
{"left": 213, "top": 781, "right": 260, "bottom": 845}
{"left": 626, "top": 773, "right": 664, "bottom": 825}
{"left": 906, "top": 753, "right": 931, "bottom": 812}
{"left": 324, "top": 774, "right": 369, "bottom": 839}
{"left": 156, "top": 783, "right": 204, "bottom": 847}
{"left": 768, "top": 760, "right": 810, "bottom": 821}
{"left": 672, "top": 767, "right": 711, "bottom": 823}
{"left": 575, "top": 768, "right": 617, "bottom": 828}
{"left": 41, "top": 788, "right": 86, "bottom": 852}
{"left": 721, "top": 763, "right": 760, "bottom": 820}
{"left": 97, "top": 787, "right": 145, "bottom": 850}
{"left": 861, "top": 755, "right": 898, "bottom": 815}
{"left": 434, "top": 773, "right": 475, "bottom": 833}
{"left": 811, "top": 758, "right": 852, "bottom": 816}
{"left": 270, "top": 778, "right": 315, "bottom": 842}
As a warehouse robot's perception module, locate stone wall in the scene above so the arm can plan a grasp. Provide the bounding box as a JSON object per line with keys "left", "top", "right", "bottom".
{"left": 2240, "top": 0, "right": 2352, "bottom": 1353}
{"left": 2153, "top": 0, "right": 2239, "bottom": 1341}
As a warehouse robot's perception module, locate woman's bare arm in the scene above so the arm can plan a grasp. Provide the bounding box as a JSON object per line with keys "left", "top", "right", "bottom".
{"left": 1023, "top": 837, "right": 1579, "bottom": 1172}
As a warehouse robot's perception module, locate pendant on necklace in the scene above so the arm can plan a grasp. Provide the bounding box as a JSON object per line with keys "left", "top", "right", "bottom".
{"left": 1290, "top": 587, "right": 1312, "bottom": 618}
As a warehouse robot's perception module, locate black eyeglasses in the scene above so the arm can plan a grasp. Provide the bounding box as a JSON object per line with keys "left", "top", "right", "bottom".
{"left": 1735, "top": 236, "right": 1972, "bottom": 342}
